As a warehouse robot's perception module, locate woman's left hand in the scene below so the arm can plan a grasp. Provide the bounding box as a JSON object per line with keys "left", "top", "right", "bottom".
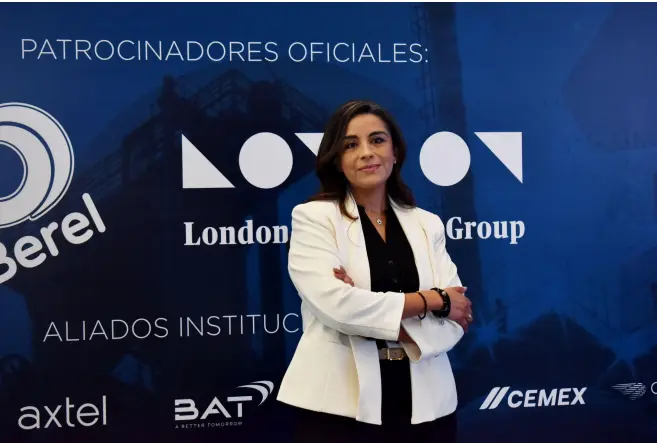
{"left": 333, "top": 266, "right": 355, "bottom": 286}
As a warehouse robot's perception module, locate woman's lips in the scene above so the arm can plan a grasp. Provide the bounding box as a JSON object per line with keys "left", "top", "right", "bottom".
{"left": 359, "top": 164, "right": 380, "bottom": 172}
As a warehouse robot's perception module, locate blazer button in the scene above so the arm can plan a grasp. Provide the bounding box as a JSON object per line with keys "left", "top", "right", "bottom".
{"left": 388, "top": 260, "right": 394, "bottom": 265}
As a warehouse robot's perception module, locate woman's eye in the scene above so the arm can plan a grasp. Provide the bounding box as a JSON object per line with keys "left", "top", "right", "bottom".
{"left": 345, "top": 142, "right": 357, "bottom": 149}
{"left": 372, "top": 137, "right": 384, "bottom": 144}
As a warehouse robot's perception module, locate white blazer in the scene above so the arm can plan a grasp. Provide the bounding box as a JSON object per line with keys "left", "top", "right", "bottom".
{"left": 277, "top": 195, "right": 465, "bottom": 425}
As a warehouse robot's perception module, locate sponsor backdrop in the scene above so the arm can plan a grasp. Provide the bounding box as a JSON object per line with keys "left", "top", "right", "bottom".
{"left": 0, "top": 2, "right": 656, "bottom": 442}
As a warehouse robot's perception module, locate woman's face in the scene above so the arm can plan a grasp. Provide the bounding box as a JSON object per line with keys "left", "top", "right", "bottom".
{"left": 339, "top": 113, "right": 396, "bottom": 192}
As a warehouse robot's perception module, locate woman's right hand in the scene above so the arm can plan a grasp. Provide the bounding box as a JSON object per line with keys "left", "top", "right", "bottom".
{"left": 443, "top": 286, "right": 473, "bottom": 332}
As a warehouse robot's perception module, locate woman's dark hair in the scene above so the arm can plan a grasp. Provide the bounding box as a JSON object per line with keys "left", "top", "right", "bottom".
{"left": 307, "top": 100, "right": 416, "bottom": 219}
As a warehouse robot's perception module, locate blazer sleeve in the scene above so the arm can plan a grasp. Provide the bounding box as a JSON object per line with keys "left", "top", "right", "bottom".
{"left": 287, "top": 203, "right": 406, "bottom": 341}
{"left": 399, "top": 213, "right": 465, "bottom": 362}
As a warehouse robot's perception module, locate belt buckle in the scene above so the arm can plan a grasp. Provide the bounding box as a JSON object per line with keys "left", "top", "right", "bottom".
{"left": 386, "top": 348, "right": 405, "bottom": 361}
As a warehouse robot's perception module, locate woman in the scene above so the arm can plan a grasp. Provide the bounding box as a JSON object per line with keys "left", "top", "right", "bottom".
{"left": 277, "top": 100, "right": 473, "bottom": 443}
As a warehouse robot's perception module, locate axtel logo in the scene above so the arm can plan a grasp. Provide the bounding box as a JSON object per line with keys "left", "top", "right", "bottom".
{"left": 480, "top": 386, "right": 586, "bottom": 410}
{"left": 174, "top": 380, "right": 274, "bottom": 424}
{"left": 0, "top": 102, "right": 106, "bottom": 284}
{"left": 180, "top": 131, "right": 523, "bottom": 189}
{"left": 18, "top": 395, "right": 108, "bottom": 430}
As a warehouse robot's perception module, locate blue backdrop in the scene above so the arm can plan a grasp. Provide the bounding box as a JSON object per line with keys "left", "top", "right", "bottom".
{"left": 1, "top": 2, "right": 656, "bottom": 442}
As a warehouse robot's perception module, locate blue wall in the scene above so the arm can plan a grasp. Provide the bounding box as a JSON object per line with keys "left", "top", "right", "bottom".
{"left": 0, "top": 3, "right": 655, "bottom": 442}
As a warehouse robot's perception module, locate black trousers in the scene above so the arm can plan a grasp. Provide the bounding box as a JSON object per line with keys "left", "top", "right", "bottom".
{"left": 291, "top": 359, "right": 458, "bottom": 443}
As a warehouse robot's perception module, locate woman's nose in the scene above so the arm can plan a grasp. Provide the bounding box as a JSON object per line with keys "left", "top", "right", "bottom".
{"left": 359, "top": 143, "right": 374, "bottom": 158}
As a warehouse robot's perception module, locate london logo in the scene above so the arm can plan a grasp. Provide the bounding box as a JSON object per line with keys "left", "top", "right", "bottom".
{"left": 0, "top": 102, "right": 74, "bottom": 228}
{"left": 180, "top": 131, "right": 523, "bottom": 189}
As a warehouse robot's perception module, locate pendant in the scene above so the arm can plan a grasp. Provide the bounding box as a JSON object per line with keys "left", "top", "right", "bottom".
{"left": 376, "top": 218, "right": 383, "bottom": 225}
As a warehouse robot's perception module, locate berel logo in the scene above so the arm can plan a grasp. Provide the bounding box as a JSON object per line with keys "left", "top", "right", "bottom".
{"left": 181, "top": 131, "right": 523, "bottom": 189}
{"left": 0, "top": 103, "right": 74, "bottom": 228}
{"left": 18, "top": 395, "right": 108, "bottom": 430}
{"left": 0, "top": 102, "right": 106, "bottom": 284}
{"left": 174, "top": 381, "right": 274, "bottom": 426}
{"left": 480, "top": 386, "right": 586, "bottom": 410}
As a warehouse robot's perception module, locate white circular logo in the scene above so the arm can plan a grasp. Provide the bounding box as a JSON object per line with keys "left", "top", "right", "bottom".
{"left": 419, "top": 131, "right": 471, "bottom": 187}
{"left": 0, "top": 103, "right": 74, "bottom": 229}
{"left": 239, "top": 132, "right": 293, "bottom": 189}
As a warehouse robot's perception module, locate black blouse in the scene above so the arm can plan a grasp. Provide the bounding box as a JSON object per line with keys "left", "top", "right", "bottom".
{"left": 357, "top": 205, "right": 420, "bottom": 348}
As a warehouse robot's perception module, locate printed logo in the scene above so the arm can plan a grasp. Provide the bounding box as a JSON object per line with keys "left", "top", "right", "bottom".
{"left": 480, "top": 386, "right": 586, "bottom": 410}
{"left": 419, "top": 131, "right": 522, "bottom": 187}
{"left": 174, "top": 380, "right": 274, "bottom": 429}
{"left": 18, "top": 395, "right": 108, "bottom": 430}
{"left": 184, "top": 220, "right": 288, "bottom": 246}
{"left": 445, "top": 217, "right": 525, "bottom": 245}
{"left": 612, "top": 382, "right": 657, "bottom": 400}
{"left": 181, "top": 131, "right": 523, "bottom": 189}
{"left": 0, "top": 103, "right": 74, "bottom": 228}
{"left": 0, "top": 102, "right": 106, "bottom": 284}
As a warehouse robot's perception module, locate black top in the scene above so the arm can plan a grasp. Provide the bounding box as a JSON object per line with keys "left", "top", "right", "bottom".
{"left": 357, "top": 205, "right": 420, "bottom": 348}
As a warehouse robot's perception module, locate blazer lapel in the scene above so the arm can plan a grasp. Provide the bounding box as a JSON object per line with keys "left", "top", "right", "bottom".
{"left": 342, "top": 195, "right": 372, "bottom": 291}
{"left": 390, "top": 201, "right": 435, "bottom": 290}
{"left": 341, "top": 194, "right": 384, "bottom": 424}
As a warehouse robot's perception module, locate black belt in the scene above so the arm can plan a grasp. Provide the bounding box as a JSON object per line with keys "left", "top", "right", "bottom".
{"left": 375, "top": 339, "right": 407, "bottom": 360}
{"left": 378, "top": 347, "right": 407, "bottom": 360}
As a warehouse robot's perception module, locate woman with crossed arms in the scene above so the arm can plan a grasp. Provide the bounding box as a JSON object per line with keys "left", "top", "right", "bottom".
{"left": 277, "top": 100, "right": 473, "bottom": 443}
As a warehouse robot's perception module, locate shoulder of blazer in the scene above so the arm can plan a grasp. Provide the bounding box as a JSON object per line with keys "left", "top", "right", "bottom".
{"left": 286, "top": 201, "right": 343, "bottom": 253}
{"left": 291, "top": 200, "right": 341, "bottom": 223}
{"left": 288, "top": 200, "right": 342, "bottom": 245}
{"left": 409, "top": 206, "right": 448, "bottom": 241}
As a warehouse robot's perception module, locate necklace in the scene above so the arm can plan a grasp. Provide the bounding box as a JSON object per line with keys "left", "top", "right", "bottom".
{"left": 365, "top": 208, "right": 385, "bottom": 225}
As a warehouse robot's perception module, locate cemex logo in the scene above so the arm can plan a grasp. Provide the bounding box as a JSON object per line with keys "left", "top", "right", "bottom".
{"left": 612, "top": 382, "right": 657, "bottom": 400}
{"left": 480, "top": 386, "right": 587, "bottom": 410}
{"left": 181, "top": 131, "right": 523, "bottom": 189}
{"left": 174, "top": 381, "right": 274, "bottom": 429}
{"left": 0, "top": 102, "right": 106, "bottom": 284}
{"left": 18, "top": 395, "right": 108, "bottom": 430}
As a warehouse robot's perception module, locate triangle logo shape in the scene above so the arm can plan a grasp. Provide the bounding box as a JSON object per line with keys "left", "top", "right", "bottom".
{"left": 475, "top": 132, "right": 523, "bottom": 183}
{"left": 181, "top": 134, "right": 235, "bottom": 189}
{"left": 295, "top": 133, "right": 324, "bottom": 156}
